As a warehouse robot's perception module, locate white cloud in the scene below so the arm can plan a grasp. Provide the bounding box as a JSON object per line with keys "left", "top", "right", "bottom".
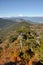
{"left": 17, "top": 14, "right": 43, "bottom": 17}
{"left": 18, "top": 14, "right": 24, "bottom": 17}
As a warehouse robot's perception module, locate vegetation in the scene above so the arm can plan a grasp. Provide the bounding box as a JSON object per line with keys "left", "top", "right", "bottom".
{"left": 9, "top": 35, "right": 17, "bottom": 43}
{"left": 0, "top": 39, "right": 3, "bottom": 44}
{"left": 0, "top": 19, "right": 43, "bottom": 65}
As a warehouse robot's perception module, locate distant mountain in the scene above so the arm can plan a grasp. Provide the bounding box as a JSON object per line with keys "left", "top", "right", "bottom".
{"left": 4, "top": 17, "right": 43, "bottom": 23}
{"left": 0, "top": 18, "right": 17, "bottom": 29}
{"left": 0, "top": 18, "right": 31, "bottom": 35}
{"left": 7, "top": 17, "right": 25, "bottom": 22}
{"left": 22, "top": 17, "right": 43, "bottom": 23}
{"left": 0, "top": 17, "right": 33, "bottom": 29}
{"left": 0, "top": 17, "right": 43, "bottom": 30}
{"left": 0, "top": 18, "right": 33, "bottom": 37}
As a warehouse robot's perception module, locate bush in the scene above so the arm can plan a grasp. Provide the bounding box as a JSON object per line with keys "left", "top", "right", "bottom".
{"left": 19, "top": 51, "right": 24, "bottom": 57}
{"left": 0, "top": 47, "right": 3, "bottom": 53}
{"left": 23, "top": 34, "right": 27, "bottom": 40}
{"left": 0, "top": 39, "right": 3, "bottom": 44}
{"left": 0, "top": 47, "right": 3, "bottom": 50}
{"left": 5, "top": 44, "right": 9, "bottom": 49}
{"left": 9, "top": 35, "right": 17, "bottom": 43}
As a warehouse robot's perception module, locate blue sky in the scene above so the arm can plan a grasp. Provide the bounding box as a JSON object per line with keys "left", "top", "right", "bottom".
{"left": 0, "top": 0, "right": 43, "bottom": 17}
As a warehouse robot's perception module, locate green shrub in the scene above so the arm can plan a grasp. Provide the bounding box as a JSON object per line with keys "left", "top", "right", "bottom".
{"left": 0, "top": 39, "right": 3, "bottom": 44}
{"left": 5, "top": 44, "right": 9, "bottom": 49}
{"left": 9, "top": 35, "right": 17, "bottom": 43}
{"left": 0, "top": 47, "right": 3, "bottom": 53}
{"left": 0, "top": 47, "right": 3, "bottom": 50}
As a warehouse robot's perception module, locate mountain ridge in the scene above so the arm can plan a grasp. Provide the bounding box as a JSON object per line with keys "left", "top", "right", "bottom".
{"left": 2, "top": 17, "right": 43, "bottom": 23}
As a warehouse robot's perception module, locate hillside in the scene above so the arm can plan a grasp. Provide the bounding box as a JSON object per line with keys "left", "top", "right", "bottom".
{"left": 0, "top": 18, "right": 18, "bottom": 29}
{"left": 0, "top": 18, "right": 43, "bottom": 65}
{"left": 0, "top": 19, "right": 32, "bottom": 40}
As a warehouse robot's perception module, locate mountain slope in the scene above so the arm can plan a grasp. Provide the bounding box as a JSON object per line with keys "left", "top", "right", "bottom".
{"left": 0, "top": 18, "right": 43, "bottom": 65}
{"left": 0, "top": 18, "right": 17, "bottom": 29}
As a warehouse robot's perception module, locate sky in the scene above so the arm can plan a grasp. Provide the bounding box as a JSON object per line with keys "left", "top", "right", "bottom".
{"left": 0, "top": 0, "right": 43, "bottom": 17}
